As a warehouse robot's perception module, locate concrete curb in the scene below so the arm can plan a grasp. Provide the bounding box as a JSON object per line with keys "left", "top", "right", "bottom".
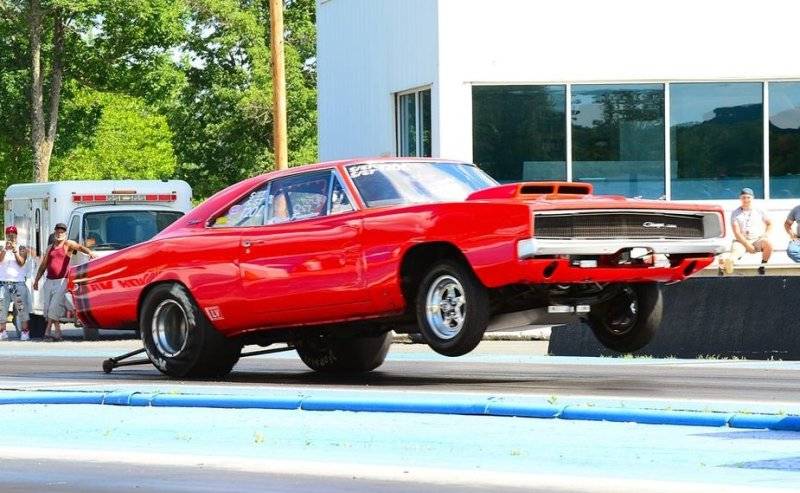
{"left": 2, "top": 389, "right": 798, "bottom": 431}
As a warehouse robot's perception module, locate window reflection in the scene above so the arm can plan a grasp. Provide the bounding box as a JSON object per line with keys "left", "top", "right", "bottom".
{"left": 670, "top": 83, "right": 763, "bottom": 199}
{"left": 769, "top": 82, "right": 800, "bottom": 198}
{"left": 572, "top": 84, "right": 664, "bottom": 198}
{"left": 472, "top": 85, "right": 566, "bottom": 183}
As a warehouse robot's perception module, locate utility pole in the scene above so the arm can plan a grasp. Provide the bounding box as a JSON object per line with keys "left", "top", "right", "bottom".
{"left": 270, "top": 0, "right": 288, "bottom": 170}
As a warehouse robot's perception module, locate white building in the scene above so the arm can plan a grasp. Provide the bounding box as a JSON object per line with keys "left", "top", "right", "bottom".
{"left": 317, "top": 0, "right": 800, "bottom": 265}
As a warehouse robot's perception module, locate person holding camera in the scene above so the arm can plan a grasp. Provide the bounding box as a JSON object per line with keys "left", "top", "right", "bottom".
{"left": 0, "top": 225, "right": 31, "bottom": 341}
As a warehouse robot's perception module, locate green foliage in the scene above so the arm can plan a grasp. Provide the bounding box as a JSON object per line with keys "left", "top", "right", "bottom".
{"left": 50, "top": 90, "right": 177, "bottom": 180}
{"left": 1, "top": 0, "right": 318, "bottom": 202}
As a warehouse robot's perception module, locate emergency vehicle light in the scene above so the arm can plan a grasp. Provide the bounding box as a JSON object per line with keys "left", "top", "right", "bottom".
{"left": 72, "top": 193, "right": 177, "bottom": 203}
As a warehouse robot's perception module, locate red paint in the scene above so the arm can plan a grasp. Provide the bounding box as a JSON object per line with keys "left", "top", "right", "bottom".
{"left": 69, "top": 158, "right": 725, "bottom": 336}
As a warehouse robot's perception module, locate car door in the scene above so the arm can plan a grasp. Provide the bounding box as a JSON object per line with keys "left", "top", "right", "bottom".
{"left": 238, "top": 170, "right": 367, "bottom": 326}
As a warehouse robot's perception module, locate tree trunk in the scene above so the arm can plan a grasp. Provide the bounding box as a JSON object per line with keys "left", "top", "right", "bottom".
{"left": 29, "top": 2, "right": 64, "bottom": 183}
{"left": 29, "top": 0, "right": 46, "bottom": 181}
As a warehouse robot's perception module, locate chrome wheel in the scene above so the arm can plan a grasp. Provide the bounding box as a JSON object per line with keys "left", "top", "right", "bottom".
{"left": 152, "top": 299, "right": 189, "bottom": 357}
{"left": 425, "top": 275, "right": 467, "bottom": 340}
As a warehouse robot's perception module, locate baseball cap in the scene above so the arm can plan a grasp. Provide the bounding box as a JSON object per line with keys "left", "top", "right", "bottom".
{"left": 54, "top": 223, "right": 68, "bottom": 231}
{"left": 740, "top": 187, "right": 754, "bottom": 197}
{"left": 4, "top": 225, "right": 17, "bottom": 235}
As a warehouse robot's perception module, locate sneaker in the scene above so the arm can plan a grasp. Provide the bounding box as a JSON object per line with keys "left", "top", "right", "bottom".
{"left": 20, "top": 331, "right": 30, "bottom": 341}
{"left": 758, "top": 265, "right": 766, "bottom": 275}
{"left": 0, "top": 331, "right": 8, "bottom": 341}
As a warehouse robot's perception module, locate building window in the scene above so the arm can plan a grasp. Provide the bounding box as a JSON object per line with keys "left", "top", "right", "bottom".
{"left": 397, "top": 88, "right": 431, "bottom": 157}
{"left": 572, "top": 84, "right": 665, "bottom": 198}
{"left": 472, "top": 85, "right": 566, "bottom": 182}
{"left": 769, "top": 82, "right": 800, "bottom": 198}
{"left": 670, "top": 82, "right": 764, "bottom": 199}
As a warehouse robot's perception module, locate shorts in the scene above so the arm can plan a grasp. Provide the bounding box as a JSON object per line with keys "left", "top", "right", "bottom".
{"left": 730, "top": 239, "right": 767, "bottom": 259}
{"left": 42, "top": 277, "right": 67, "bottom": 321}
{"left": 788, "top": 240, "right": 800, "bottom": 263}
{"left": 0, "top": 281, "right": 30, "bottom": 323}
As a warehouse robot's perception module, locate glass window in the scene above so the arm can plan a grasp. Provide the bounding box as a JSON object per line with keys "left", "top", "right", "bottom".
{"left": 473, "top": 85, "right": 566, "bottom": 183}
{"left": 397, "top": 88, "right": 432, "bottom": 157}
{"left": 68, "top": 216, "right": 80, "bottom": 243}
{"left": 212, "top": 186, "right": 269, "bottom": 228}
{"left": 82, "top": 211, "right": 183, "bottom": 249}
{"left": 572, "top": 84, "right": 665, "bottom": 198}
{"left": 267, "top": 171, "right": 330, "bottom": 223}
{"left": 398, "top": 93, "right": 417, "bottom": 157}
{"left": 421, "top": 89, "right": 432, "bottom": 157}
{"left": 347, "top": 161, "right": 496, "bottom": 208}
{"left": 330, "top": 175, "right": 354, "bottom": 215}
{"left": 769, "top": 82, "right": 800, "bottom": 198}
{"left": 670, "top": 82, "right": 763, "bottom": 199}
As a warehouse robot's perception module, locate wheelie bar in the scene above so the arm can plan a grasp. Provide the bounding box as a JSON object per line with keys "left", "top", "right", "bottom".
{"left": 102, "top": 348, "right": 150, "bottom": 374}
{"left": 101, "top": 345, "right": 296, "bottom": 373}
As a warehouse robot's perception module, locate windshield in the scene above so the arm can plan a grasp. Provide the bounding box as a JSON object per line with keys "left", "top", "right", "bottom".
{"left": 346, "top": 162, "right": 497, "bottom": 208}
{"left": 82, "top": 210, "right": 183, "bottom": 250}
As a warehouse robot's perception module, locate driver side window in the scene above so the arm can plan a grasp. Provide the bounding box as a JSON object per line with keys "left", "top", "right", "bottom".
{"left": 210, "top": 185, "right": 269, "bottom": 228}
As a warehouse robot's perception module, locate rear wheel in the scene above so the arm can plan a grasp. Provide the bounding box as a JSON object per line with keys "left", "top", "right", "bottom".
{"left": 295, "top": 331, "right": 392, "bottom": 373}
{"left": 140, "top": 284, "right": 241, "bottom": 378}
{"left": 588, "top": 283, "right": 662, "bottom": 353}
{"left": 415, "top": 260, "right": 489, "bottom": 357}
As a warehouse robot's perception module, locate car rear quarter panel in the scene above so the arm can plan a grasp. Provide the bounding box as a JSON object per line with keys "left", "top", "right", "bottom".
{"left": 360, "top": 202, "right": 532, "bottom": 312}
{"left": 74, "top": 231, "right": 242, "bottom": 331}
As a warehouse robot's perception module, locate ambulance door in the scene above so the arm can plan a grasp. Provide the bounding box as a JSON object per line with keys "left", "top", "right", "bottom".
{"left": 29, "top": 202, "right": 46, "bottom": 316}
{"left": 67, "top": 213, "right": 88, "bottom": 267}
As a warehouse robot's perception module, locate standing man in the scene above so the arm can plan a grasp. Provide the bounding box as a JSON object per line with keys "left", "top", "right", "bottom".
{"left": 0, "top": 225, "right": 31, "bottom": 341}
{"left": 33, "top": 223, "right": 96, "bottom": 341}
{"left": 724, "top": 187, "right": 773, "bottom": 275}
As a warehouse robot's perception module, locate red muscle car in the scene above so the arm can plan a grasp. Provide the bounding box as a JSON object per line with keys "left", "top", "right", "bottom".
{"left": 69, "top": 159, "right": 727, "bottom": 378}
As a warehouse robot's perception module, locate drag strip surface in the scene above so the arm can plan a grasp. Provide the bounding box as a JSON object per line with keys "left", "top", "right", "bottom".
{"left": 2, "top": 341, "right": 800, "bottom": 404}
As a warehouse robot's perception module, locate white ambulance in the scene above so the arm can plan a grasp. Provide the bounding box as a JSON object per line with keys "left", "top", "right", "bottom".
{"left": 3, "top": 180, "right": 192, "bottom": 338}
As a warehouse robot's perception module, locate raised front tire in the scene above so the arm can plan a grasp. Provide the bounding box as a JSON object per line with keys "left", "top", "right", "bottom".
{"left": 140, "top": 283, "right": 241, "bottom": 378}
{"left": 415, "top": 260, "right": 489, "bottom": 357}
{"left": 588, "top": 283, "right": 662, "bottom": 353}
{"left": 295, "top": 331, "right": 392, "bottom": 373}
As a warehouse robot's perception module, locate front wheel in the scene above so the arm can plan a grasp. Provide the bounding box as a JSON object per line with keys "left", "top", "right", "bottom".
{"left": 587, "top": 283, "right": 662, "bottom": 353}
{"left": 140, "top": 283, "right": 241, "bottom": 378}
{"left": 415, "top": 260, "right": 489, "bottom": 357}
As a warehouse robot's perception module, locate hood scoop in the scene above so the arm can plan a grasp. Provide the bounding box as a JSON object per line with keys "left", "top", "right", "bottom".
{"left": 467, "top": 181, "right": 593, "bottom": 201}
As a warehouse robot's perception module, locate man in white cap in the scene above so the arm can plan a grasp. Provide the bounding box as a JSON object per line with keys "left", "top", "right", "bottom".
{"left": 723, "top": 187, "right": 772, "bottom": 275}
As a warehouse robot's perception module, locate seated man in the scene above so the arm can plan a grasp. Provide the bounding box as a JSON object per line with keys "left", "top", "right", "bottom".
{"left": 785, "top": 202, "right": 800, "bottom": 263}
{"left": 723, "top": 187, "right": 772, "bottom": 275}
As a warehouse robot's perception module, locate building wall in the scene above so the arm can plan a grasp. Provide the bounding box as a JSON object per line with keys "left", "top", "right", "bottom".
{"left": 437, "top": 0, "right": 800, "bottom": 163}
{"left": 317, "top": 0, "right": 439, "bottom": 161}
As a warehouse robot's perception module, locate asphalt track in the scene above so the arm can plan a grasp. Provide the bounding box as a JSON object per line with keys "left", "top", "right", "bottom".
{"left": 2, "top": 338, "right": 800, "bottom": 492}
{"left": 3, "top": 340, "right": 800, "bottom": 404}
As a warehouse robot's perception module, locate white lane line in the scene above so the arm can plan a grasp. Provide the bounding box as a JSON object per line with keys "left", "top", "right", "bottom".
{"left": 0, "top": 446, "right": 787, "bottom": 493}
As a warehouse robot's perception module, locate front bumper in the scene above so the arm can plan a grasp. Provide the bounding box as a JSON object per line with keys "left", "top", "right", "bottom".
{"left": 517, "top": 237, "right": 728, "bottom": 258}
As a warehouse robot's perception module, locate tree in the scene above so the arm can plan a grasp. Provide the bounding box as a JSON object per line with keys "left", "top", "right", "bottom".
{"left": 4, "top": 0, "right": 187, "bottom": 182}
{"left": 51, "top": 90, "right": 177, "bottom": 180}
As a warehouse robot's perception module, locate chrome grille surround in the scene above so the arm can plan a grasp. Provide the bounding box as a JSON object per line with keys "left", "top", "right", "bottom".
{"left": 533, "top": 210, "right": 722, "bottom": 240}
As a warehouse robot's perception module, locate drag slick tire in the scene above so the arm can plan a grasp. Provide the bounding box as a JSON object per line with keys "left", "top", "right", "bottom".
{"left": 295, "top": 331, "right": 392, "bottom": 373}
{"left": 588, "top": 283, "right": 662, "bottom": 353}
{"left": 140, "top": 283, "right": 241, "bottom": 378}
{"left": 415, "top": 260, "right": 489, "bottom": 357}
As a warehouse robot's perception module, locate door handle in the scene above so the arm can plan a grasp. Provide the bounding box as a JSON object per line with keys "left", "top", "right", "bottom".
{"left": 242, "top": 240, "right": 265, "bottom": 248}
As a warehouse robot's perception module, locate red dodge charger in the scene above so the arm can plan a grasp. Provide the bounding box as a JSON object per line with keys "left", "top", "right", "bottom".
{"left": 70, "top": 159, "right": 727, "bottom": 378}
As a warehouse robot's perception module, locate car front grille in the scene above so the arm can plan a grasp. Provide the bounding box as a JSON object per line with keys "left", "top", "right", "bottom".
{"left": 534, "top": 211, "right": 708, "bottom": 239}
